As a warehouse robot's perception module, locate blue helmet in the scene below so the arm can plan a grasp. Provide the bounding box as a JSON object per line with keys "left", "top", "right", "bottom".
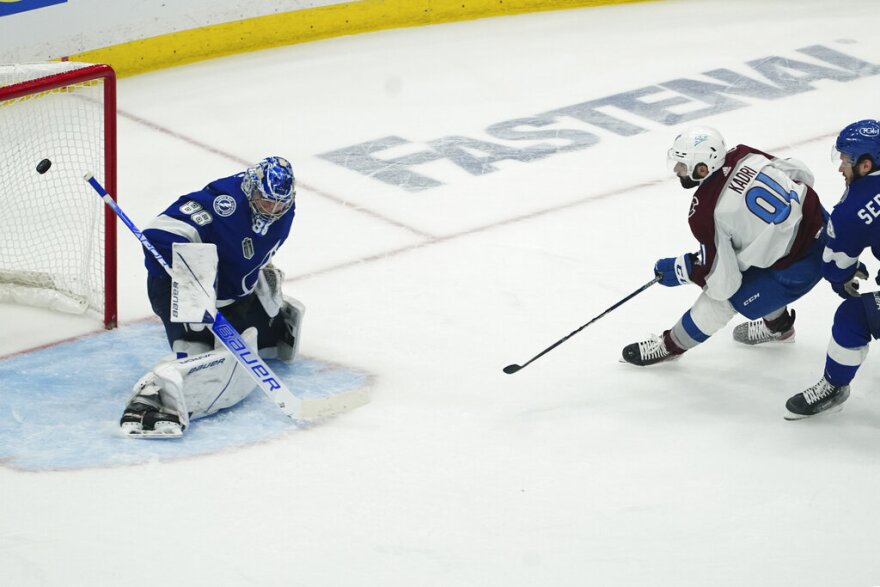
{"left": 243, "top": 156, "right": 295, "bottom": 221}
{"left": 834, "top": 120, "right": 880, "bottom": 167}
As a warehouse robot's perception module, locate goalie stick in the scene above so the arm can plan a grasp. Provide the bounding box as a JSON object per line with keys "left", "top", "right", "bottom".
{"left": 84, "top": 173, "right": 305, "bottom": 420}
{"left": 503, "top": 275, "right": 661, "bottom": 374}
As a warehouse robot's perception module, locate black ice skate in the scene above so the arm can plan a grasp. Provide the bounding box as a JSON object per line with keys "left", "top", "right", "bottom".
{"left": 120, "top": 401, "right": 183, "bottom": 438}
{"left": 784, "top": 377, "right": 850, "bottom": 420}
{"left": 120, "top": 401, "right": 154, "bottom": 434}
{"left": 733, "top": 309, "right": 795, "bottom": 345}
{"left": 622, "top": 333, "right": 684, "bottom": 366}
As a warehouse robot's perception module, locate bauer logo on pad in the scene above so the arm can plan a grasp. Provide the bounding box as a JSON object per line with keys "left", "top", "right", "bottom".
{"left": 0, "top": 0, "right": 66, "bottom": 17}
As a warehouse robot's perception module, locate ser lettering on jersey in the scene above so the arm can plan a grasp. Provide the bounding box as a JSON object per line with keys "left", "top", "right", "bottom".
{"left": 855, "top": 193, "right": 880, "bottom": 225}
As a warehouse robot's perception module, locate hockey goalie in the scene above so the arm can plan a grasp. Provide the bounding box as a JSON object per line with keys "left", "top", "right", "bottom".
{"left": 121, "top": 157, "right": 304, "bottom": 437}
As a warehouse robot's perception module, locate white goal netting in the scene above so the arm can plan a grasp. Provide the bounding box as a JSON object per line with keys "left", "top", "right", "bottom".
{"left": 0, "top": 62, "right": 116, "bottom": 327}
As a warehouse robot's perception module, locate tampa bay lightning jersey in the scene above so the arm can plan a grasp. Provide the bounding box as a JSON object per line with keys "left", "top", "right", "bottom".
{"left": 823, "top": 171, "right": 880, "bottom": 284}
{"left": 142, "top": 173, "right": 295, "bottom": 303}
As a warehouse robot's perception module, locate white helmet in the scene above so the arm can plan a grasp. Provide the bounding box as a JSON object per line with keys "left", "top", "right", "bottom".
{"left": 667, "top": 126, "right": 727, "bottom": 181}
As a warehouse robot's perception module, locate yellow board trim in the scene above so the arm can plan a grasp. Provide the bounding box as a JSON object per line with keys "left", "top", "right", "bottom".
{"left": 70, "top": 0, "right": 658, "bottom": 77}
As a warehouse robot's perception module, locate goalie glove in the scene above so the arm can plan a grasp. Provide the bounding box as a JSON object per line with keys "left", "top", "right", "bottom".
{"left": 831, "top": 262, "right": 868, "bottom": 299}
{"left": 255, "top": 264, "right": 285, "bottom": 317}
{"left": 654, "top": 253, "right": 695, "bottom": 287}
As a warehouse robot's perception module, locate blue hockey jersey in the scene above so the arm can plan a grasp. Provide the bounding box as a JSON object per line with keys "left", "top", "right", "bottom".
{"left": 823, "top": 171, "right": 880, "bottom": 284}
{"left": 142, "top": 173, "right": 296, "bottom": 304}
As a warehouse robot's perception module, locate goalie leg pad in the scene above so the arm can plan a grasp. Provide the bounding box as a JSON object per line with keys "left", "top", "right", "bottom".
{"left": 122, "top": 328, "right": 261, "bottom": 436}
{"left": 161, "top": 326, "right": 260, "bottom": 421}
{"left": 275, "top": 296, "right": 305, "bottom": 363}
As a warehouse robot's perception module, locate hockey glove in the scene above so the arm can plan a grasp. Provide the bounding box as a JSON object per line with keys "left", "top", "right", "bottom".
{"left": 831, "top": 262, "right": 868, "bottom": 299}
{"left": 655, "top": 254, "right": 695, "bottom": 287}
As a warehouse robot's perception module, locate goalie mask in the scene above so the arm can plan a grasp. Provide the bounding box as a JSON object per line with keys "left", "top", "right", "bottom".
{"left": 667, "top": 126, "right": 727, "bottom": 185}
{"left": 242, "top": 156, "right": 296, "bottom": 222}
{"left": 832, "top": 119, "right": 880, "bottom": 170}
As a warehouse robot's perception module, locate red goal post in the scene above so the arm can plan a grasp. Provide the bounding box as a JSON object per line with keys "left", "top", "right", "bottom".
{"left": 0, "top": 62, "right": 117, "bottom": 329}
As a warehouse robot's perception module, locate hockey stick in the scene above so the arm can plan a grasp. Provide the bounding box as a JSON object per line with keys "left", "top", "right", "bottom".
{"left": 84, "top": 173, "right": 305, "bottom": 420}
{"left": 503, "top": 275, "right": 661, "bottom": 374}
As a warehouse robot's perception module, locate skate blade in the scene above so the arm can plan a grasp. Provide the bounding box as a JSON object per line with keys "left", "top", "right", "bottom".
{"left": 121, "top": 427, "right": 183, "bottom": 439}
{"left": 784, "top": 403, "right": 845, "bottom": 421}
{"left": 617, "top": 354, "right": 683, "bottom": 366}
{"left": 735, "top": 336, "right": 796, "bottom": 346}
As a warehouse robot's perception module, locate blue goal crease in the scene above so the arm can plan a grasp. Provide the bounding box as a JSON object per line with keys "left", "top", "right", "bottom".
{"left": 0, "top": 322, "right": 369, "bottom": 472}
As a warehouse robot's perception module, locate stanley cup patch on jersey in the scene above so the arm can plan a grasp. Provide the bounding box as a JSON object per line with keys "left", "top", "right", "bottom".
{"left": 242, "top": 237, "right": 254, "bottom": 259}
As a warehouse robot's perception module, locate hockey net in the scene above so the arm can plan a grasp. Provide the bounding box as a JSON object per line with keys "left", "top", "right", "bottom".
{"left": 0, "top": 62, "right": 117, "bottom": 329}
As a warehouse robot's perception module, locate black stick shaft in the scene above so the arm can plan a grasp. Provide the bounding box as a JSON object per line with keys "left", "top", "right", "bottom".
{"left": 504, "top": 275, "right": 660, "bottom": 374}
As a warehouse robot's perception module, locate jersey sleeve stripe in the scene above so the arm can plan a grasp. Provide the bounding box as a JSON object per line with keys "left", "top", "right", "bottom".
{"left": 822, "top": 247, "right": 858, "bottom": 271}
{"left": 146, "top": 215, "right": 204, "bottom": 244}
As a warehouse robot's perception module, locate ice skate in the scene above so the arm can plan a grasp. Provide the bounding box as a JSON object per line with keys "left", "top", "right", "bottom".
{"left": 140, "top": 410, "right": 183, "bottom": 437}
{"left": 120, "top": 391, "right": 183, "bottom": 438}
{"left": 784, "top": 377, "right": 850, "bottom": 420}
{"left": 733, "top": 309, "right": 795, "bottom": 345}
{"left": 120, "top": 401, "right": 155, "bottom": 435}
{"left": 621, "top": 334, "right": 683, "bottom": 366}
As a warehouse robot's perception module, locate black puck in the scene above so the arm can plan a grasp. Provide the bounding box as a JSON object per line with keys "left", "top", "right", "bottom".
{"left": 36, "top": 159, "right": 52, "bottom": 174}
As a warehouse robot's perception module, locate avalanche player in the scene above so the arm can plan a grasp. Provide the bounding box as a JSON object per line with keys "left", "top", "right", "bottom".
{"left": 785, "top": 120, "right": 880, "bottom": 420}
{"left": 622, "top": 126, "right": 827, "bottom": 366}
{"left": 121, "top": 156, "right": 305, "bottom": 437}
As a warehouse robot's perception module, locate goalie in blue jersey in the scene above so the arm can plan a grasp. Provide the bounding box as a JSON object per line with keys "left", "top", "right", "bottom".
{"left": 785, "top": 120, "right": 880, "bottom": 420}
{"left": 121, "top": 156, "right": 305, "bottom": 437}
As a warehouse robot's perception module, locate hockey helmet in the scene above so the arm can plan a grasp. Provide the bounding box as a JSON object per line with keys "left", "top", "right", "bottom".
{"left": 667, "top": 126, "right": 727, "bottom": 181}
{"left": 833, "top": 119, "right": 880, "bottom": 168}
{"left": 243, "top": 156, "right": 296, "bottom": 220}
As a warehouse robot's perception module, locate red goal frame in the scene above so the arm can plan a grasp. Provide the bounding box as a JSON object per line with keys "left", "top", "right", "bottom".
{"left": 0, "top": 64, "right": 118, "bottom": 329}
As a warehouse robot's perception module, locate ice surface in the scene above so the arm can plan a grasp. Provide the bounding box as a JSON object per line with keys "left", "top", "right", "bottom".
{"left": 0, "top": 322, "right": 369, "bottom": 470}
{"left": 3, "top": 1, "right": 880, "bottom": 585}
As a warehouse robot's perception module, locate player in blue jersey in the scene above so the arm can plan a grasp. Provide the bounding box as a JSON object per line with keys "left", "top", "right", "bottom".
{"left": 120, "top": 156, "right": 305, "bottom": 437}
{"left": 785, "top": 120, "right": 880, "bottom": 419}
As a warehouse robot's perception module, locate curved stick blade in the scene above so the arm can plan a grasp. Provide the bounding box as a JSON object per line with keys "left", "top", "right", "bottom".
{"left": 502, "top": 364, "right": 522, "bottom": 375}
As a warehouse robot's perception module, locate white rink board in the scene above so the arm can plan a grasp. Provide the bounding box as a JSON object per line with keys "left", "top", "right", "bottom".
{"left": 0, "top": 0, "right": 347, "bottom": 60}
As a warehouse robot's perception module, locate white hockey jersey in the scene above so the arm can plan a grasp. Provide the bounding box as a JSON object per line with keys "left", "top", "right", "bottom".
{"left": 686, "top": 145, "right": 825, "bottom": 301}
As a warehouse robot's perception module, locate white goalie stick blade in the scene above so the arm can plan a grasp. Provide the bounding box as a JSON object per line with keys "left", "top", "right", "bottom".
{"left": 298, "top": 385, "right": 371, "bottom": 420}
